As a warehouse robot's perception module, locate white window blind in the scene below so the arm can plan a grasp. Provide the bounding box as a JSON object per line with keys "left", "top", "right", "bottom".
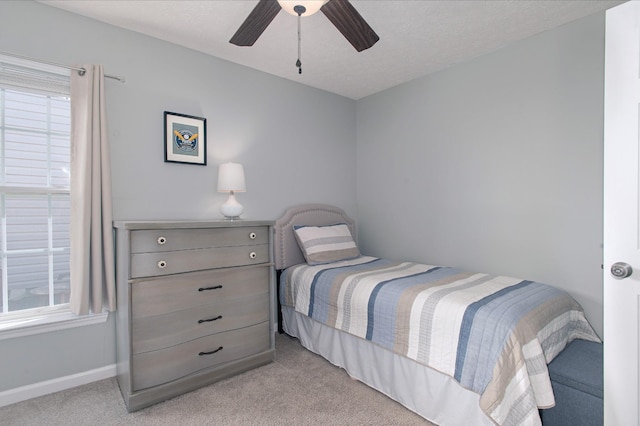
{"left": 0, "top": 54, "right": 71, "bottom": 316}
{"left": 0, "top": 56, "right": 70, "bottom": 96}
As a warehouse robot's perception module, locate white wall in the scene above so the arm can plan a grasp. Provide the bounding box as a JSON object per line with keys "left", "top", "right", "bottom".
{"left": 0, "top": 0, "right": 357, "bottom": 393}
{"left": 356, "top": 13, "right": 605, "bottom": 337}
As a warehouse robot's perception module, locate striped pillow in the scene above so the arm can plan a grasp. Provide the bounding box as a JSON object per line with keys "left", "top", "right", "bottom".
{"left": 293, "top": 223, "right": 360, "bottom": 265}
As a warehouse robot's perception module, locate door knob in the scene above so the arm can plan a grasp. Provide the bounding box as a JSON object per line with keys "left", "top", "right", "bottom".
{"left": 611, "top": 262, "right": 633, "bottom": 279}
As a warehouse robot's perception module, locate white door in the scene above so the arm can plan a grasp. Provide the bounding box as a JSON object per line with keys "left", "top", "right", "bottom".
{"left": 604, "top": 2, "right": 640, "bottom": 424}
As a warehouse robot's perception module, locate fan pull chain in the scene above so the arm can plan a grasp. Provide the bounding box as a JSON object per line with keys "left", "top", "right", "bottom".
{"left": 295, "top": 5, "right": 305, "bottom": 74}
{"left": 296, "top": 15, "right": 302, "bottom": 74}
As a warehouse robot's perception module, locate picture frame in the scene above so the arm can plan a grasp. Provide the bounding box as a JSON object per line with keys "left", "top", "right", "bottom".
{"left": 164, "top": 111, "right": 207, "bottom": 165}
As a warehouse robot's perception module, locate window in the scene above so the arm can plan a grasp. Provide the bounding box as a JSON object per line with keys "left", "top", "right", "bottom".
{"left": 0, "top": 55, "right": 71, "bottom": 318}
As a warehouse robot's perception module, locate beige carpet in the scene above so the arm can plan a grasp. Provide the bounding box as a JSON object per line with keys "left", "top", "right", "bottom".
{"left": 1, "top": 333, "right": 433, "bottom": 425}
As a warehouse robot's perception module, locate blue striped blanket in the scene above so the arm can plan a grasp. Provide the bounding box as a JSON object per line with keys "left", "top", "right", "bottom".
{"left": 280, "top": 256, "right": 600, "bottom": 426}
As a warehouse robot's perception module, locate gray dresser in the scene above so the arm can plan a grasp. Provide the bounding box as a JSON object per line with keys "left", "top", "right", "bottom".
{"left": 113, "top": 220, "right": 275, "bottom": 412}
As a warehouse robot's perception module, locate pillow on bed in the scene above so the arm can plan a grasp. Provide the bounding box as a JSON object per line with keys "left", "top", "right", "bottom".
{"left": 293, "top": 223, "right": 360, "bottom": 265}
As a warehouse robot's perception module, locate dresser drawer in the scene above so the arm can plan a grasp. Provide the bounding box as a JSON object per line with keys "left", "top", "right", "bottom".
{"left": 131, "top": 266, "right": 270, "bottom": 318}
{"left": 130, "top": 244, "right": 269, "bottom": 278}
{"left": 132, "top": 291, "right": 269, "bottom": 354}
{"left": 130, "top": 226, "right": 269, "bottom": 253}
{"left": 131, "top": 321, "right": 270, "bottom": 391}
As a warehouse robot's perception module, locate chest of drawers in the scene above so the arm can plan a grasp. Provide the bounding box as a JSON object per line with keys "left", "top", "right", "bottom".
{"left": 114, "top": 220, "right": 275, "bottom": 412}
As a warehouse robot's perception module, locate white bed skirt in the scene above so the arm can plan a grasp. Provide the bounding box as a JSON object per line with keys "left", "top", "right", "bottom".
{"left": 282, "top": 306, "right": 494, "bottom": 426}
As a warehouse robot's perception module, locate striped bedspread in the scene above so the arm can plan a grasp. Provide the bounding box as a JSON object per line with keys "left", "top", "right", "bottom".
{"left": 280, "top": 256, "right": 600, "bottom": 426}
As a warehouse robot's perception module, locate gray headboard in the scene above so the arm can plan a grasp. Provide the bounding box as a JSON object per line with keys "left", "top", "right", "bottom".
{"left": 273, "top": 204, "right": 357, "bottom": 270}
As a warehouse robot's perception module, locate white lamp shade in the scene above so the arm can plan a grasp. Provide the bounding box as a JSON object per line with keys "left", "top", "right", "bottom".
{"left": 278, "top": 0, "right": 328, "bottom": 16}
{"left": 217, "top": 162, "right": 246, "bottom": 192}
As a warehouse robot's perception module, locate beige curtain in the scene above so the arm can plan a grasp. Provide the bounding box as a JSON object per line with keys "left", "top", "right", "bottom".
{"left": 69, "top": 65, "right": 116, "bottom": 315}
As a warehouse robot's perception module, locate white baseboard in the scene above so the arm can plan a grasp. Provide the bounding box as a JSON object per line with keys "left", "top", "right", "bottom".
{"left": 0, "top": 364, "right": 117, "bottom": 408}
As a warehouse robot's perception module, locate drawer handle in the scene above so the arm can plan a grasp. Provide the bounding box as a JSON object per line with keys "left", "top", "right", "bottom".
{"left": 157, "top": 236, "right": 167, "bottom": 245}
{"left": 198, "top": 315, "right": 222, "bottom": 324}
{"left": 249, "top": 251, "right": 257, "bottom": 259}
{"left": 249, "top": 232, "right": 257, "bottom": 240}
{"left": 198, "top": 285, "right": 223, "bottom": 292}
{"left": 199, "top": 346, "right": 223, "bottom": 356}
{"left": 157, "top": 260, "right": 167, "bottom": 269}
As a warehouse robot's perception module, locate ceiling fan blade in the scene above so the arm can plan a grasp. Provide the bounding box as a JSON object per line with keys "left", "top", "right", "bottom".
{"left": 321, "top": 0, "right": 379, "bottom": 52}
{"left": 229, "top": 0, "right": 282, "bottom": 46}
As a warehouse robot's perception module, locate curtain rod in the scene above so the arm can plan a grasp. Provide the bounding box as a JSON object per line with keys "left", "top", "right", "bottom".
{"left": 0, "top": 50, "right": 126, "bottom": 83}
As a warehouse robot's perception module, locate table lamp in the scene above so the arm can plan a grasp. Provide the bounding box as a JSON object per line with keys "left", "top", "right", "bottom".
{"left": 217, "top": 162, "right": 246, "bottom": 219}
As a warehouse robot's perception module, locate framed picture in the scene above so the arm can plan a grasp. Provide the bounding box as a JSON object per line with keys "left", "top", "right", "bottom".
{"left": 164, "top": 111, "right": 207, "bottom": 165}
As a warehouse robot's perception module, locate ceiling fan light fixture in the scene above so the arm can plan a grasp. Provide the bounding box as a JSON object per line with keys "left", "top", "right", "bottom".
{"left": 230, "top": 0, "right": 379, "bottom": 55}
{"left": 277, "top": 0, "right": 328, "bottom": 17}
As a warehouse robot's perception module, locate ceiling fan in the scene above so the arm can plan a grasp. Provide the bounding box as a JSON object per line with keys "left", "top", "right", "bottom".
{"left": 230, "top": 0, "right": 379, "bottom": 73}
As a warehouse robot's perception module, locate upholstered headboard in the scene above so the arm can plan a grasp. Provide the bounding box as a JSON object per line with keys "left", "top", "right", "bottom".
{"left": 273, "top": 204, "right": 357, "bottom": 270}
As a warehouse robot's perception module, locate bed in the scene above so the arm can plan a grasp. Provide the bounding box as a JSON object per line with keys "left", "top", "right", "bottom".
{"left": 274, "top": 204, "right": 600, "bottom": 426}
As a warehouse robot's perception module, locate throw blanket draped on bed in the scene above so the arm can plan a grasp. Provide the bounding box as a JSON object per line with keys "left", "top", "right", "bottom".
{"left": 280, "top": 256, "right": 600, "bottom": 426}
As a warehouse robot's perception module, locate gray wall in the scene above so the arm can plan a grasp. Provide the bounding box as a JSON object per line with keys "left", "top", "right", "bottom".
{"left": 356, "top": 13, "right": 604, "bottom": 337}
{"left": 0, "top": 0, "right": 357, "bottom": 392}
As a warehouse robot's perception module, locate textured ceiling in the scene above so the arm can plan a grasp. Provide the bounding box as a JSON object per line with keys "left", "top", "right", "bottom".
{"left": 39, "top": 0, "right": 624, "bottom": 100}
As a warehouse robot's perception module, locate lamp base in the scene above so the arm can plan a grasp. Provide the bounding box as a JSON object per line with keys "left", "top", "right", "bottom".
{"left": 221, "top": 193, "right": 244, "bottom": 220}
